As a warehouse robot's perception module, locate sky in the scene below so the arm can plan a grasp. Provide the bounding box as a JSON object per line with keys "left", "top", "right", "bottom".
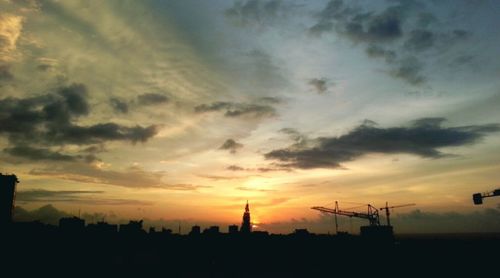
{"left": 1, "top": 0, "right": 500, "bottom": 234}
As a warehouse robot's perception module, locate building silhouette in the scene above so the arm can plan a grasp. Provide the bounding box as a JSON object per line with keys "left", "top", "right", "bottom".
{"left": 240, "top": 201, "right": 252, "bottom": 234}
{"left": 0, "top": 173, "right": 18, "bottom": 224}
{"left": 189, "top": 225, "right": 201, "bottom": 236}
{"left": 119, "top": 220, "right": 144, "bottom": 235}
{"left": 59, "top": 216, "right": 85, "bottom": 233}
{"left": 203, "top": 226, "right": 220, "bottom": 235}
{"left": 87, "top": 221, "right": 118, "bottom": 234}
{"left": 228, "top": 224, "right": 239, "bottom": 234}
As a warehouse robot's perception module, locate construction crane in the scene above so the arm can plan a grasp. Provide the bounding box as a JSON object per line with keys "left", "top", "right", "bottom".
{"left": 312, "top": 201, "right": 415, "bottom": 239}
{"left": 473, "top": 188, "right": 500, "bottom": 205}
{"left": 311, "top": 202, "right": 380, "bottom": 227}
{"left": 379, "top": 202, "right": 415, "bottom": 226}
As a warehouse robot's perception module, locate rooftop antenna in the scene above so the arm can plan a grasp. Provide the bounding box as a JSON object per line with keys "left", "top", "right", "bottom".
{"left": 334, "top": 201, "right": 339, "bottom": 234}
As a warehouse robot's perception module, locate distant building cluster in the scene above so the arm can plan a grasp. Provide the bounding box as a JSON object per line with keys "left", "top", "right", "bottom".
{"left": 2, "top": 173, "right": 319, "bottom": 237}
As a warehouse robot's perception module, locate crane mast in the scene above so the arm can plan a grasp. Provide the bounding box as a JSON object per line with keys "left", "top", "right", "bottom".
{"left": 379, "top": 202, "right": 415, "bottom": 226}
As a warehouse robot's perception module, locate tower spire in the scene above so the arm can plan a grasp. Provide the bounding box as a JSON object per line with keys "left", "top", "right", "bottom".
{"left": 240, "top": 200, "right": 251, "bottom": 234}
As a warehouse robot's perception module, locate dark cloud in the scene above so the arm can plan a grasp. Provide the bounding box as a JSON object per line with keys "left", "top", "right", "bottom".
{"left": 265, "top": 118, "right": 500, "bottom": 169}
{"left": 46, "top": 123, "right": 159, "bottom": 145}
{"left": 416, "top": 12, "right": 437, "bottom": 28}
{"left": 391, "top": 208, "right": 500, "bottom": 234}
{"left": 13, "top": 204, "right": 70, "bottom": 225}
{"left": 37, "top": 64, "right": 52, "bottom": 71}
{"left": 137, "top": 93, "right": 169, "bottom": 106}
{"left": 194, "top": 101, "right": 276, "bottom": 118}
{"left": 226, "top": 164, "right": 291, "bottom": 173}
{"left": 308, "top": 78, "right": 331, "bottom": 94}
{"left": 13, "top": 203, "right": 150, "bottom": 226}
{"left": 58, "top": 83, "right": 89, "bottom": 116}
{"left": 279, "top": 127, "right": 308, "bottom": 148}
{"left": 16, "top": 189, "right": 104, "bottom": 202}
{"left": 225, "top": 0, "right": 284, "bottom": 26}
{"left": 4, "top": 145, "right": 77, "bottom": 161}
{"left": 451, "top": 29, "right": 469, "bottom": 40}
{"left": 227, "top": 165, "right": 245, "bottom": 171}
{"left": 310, "top": 1, "right": 473, "bottom": 86}
{"left": 311, "top": 1, "right": 404, "bottom": 42}
{"left": 109, "top": 97, "right": 128, "bottom": 113}
{"left": 0, "top": 84, "right": 158, "bottom": 147}
{"left": 0, "top": 64, "right": 13, "bottom": 81}
{"left": 365, "top": 45, "right": 397, "bottom": 62}
{"left": 390, "top": 57, "right": 425, "bottom": 85}
{"left": 404, "top": 29, "right": 435, "bottom": 51}
{"left": 219, "top": 139, "right": 243, "bottom": 154}
{"left": 258, "top": 96, "right": 282, "bottom": 104}
{"left": 449, "top": 54, "right": 475, "bottom": 68}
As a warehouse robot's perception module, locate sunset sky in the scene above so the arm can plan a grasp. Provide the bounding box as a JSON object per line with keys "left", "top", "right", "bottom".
{"left": 1, "top": 0, "right": 500, "bottom": 233}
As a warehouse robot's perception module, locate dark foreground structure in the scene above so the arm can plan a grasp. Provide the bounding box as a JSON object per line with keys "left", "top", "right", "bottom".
{"left": 3, "top": 222, "right": 499, "bottom": 277}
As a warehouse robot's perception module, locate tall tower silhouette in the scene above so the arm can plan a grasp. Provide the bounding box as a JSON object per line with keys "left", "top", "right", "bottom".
{"left": 240, "top": 200, "right": 251, "bottom": 234}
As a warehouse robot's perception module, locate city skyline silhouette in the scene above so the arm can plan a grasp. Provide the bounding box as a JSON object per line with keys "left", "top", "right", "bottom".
{"left": 1, "top": 0, "right": 500, "bottom": 275}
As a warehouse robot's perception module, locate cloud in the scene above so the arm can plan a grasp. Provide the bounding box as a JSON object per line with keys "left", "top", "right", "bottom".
{"left": 235, "top": 186, "right": 276, "bottom": 192}
{"left": 194, "top": 101, "right": 276, "bottom": 118}
{"left": 258, "top": 96, "right": 282, "bottom": 104}
{"left": 265, "top": 118, "right": 500, "bottom": 169}
{"left": 310, "top": 0, "right": 404, "bottom": 42}
{"left": 225, "top": 0, "right": 285, "bottom": 27}
{"left": 16, "top": 189, "right": 104, "bottom": 202}
{"left": 137, "top": 93, "right": 169, "bottom": 106}
{"left": 29, "top": 163, "right": 209, "bottom": 190}
{"left": 308, "top": 78, "right": 331, "bottom": 94}
{"left": 16, "top": 190, "right": 153, "bottom": 207}
{"left": 48, "top": 123, "right": 159, "bottom": 145}
{"left": 198, "top": 174, "right": 249, "bottom": 181}
{"left": 365, "top": 45, "right": 397, "bottom": 62}
{"left": 226, "top": 164, "right": 292, "bottom": 173}
{"left": 391, "top": 208, "right": 500, "bottom": 234}
{"left": 390, "top": 57, "right": 426, "bottom": 85}
{"left": 309, "top": 1, "right": 473, "bottom": 86}
{"left": 227, "top": 165, "right": 245, "bottom": 171}
{"left": 404, "top": 29, "right": 435, "bottom": 51}
{"left": 13, "top": 204, "right": 70, "bottom": 225}
{"left": 0, "top": 13, "right": 23, "bottom": 61}
{"left": 0, "top": 83, "right": 159, "bottom": 146}
{"left": 109, "top": 97, "right": 129, "bottom": 113}
{"left": 219, "top": 139, "right": 243, "bottom": 154}
{"left": 0, "top": 63, "right": 13, "bottom": 81}
{"left": 4, "top": 145, "right": 77, "bottom": 161}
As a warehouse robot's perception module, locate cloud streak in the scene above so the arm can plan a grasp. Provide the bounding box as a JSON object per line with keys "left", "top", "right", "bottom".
{"left": 194, "top": 101, "right": 277, "bottom": 118}
{"left": 29, "top": 163, "right": 209, "bottom": 190}
{"left": 137, "top": 93, "right": 169, "bottom": 106}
